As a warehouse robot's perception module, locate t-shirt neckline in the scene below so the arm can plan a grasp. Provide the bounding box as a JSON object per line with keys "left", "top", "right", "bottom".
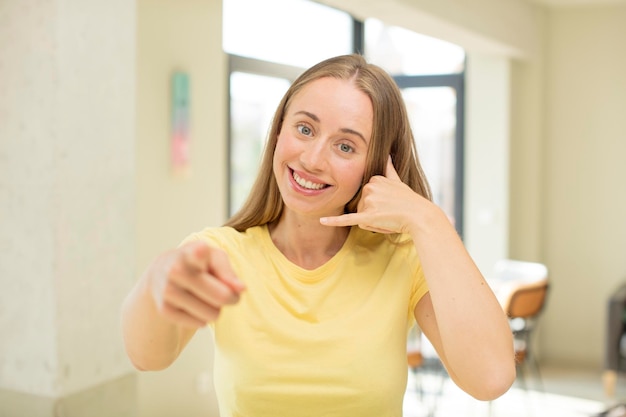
{"left": 258, "top": 224, "right": 358, "bottom": 282}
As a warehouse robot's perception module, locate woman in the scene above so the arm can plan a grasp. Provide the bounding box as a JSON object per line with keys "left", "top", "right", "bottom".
{"left": 122, "top": 54, "right": 515, "bottom": 417}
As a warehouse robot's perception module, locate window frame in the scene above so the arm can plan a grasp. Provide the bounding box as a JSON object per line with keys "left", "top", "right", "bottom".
{"left": 393, "top": 72, "right": 465, "bottom": 238}
{"left": 225, "top": 17, "right": 464, "bottom": 237}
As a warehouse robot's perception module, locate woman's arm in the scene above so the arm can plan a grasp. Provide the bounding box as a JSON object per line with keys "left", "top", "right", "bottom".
{"left": 410, "top": 206, "right": 515, "bottom": 400}
{"left": 321, "top": 156, "right": 515, "bottom": 400}
{"left": 121, "top": 241, "right": 245, "bottom": 371}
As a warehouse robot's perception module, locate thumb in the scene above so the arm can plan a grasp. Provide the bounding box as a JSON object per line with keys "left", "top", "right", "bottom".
{"left": 385, "top": 155, "right": 402, "bottom": 181}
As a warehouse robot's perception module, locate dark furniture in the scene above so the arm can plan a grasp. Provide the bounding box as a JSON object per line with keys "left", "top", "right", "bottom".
{"left": 604, "top": 283, "right": 626, "bottom": 397}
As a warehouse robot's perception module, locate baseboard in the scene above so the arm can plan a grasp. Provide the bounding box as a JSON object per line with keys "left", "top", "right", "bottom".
{"left": 0, "top": 373, "right": 137, "bottom": 417}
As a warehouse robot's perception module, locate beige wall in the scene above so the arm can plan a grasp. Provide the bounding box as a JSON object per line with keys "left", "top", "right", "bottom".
{"left": 541, "top": 5, "right": 626, "bottom": 366}
{"left": 135, "top": 0, "right": 226, "bottom": 415}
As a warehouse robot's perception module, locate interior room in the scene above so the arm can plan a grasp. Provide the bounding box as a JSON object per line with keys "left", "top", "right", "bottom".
{"left": 1, "top": 0, "right": 625, "bottom": 416}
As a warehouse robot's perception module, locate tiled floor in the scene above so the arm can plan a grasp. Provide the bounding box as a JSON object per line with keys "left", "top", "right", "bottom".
{"left": 403, "top": 363, "right": 626, "bottom": 417}
{"left": 541, "top": 364, "right": 619, "bottom": 402}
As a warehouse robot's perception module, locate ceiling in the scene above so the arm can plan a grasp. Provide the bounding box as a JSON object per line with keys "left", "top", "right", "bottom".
{"left": 525, "top": 0, "right": 626, "bottom": 7}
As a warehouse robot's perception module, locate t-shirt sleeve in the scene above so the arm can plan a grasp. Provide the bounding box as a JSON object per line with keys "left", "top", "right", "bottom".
{"left": 408, "top": 251, "right": 429, "bottom": 321}
{"left": 178, "top": 228, "right": 228, "bottom": 250}
{"left": 178, "top": 232, "right": 202, "bottom": 247}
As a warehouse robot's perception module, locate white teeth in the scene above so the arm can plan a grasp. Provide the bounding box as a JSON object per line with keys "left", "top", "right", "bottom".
{"left": 292, "top": 171, "right": 326, "bottom": 190}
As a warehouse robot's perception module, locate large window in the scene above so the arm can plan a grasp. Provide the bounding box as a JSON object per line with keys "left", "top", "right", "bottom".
{"left": 228, "top": 71, "right": 292, "bottom": 211}
{"left": 223, "top": 0, "right": 354, "bottom": 68}
{"left": 364, "top": 18, "right": 465, "bottom": 75}
{"left": 223, "top": 1, "right": 465, "bottom": 236}
{"left": 223, "top": 0, "right": 354, "bottom": 215}
{"left": 365, "top": 18, "right": 465, "bottom": 233}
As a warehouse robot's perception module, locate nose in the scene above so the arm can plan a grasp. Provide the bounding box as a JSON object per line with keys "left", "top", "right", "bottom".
{"left": 300, "top": 139, "right": 328, "bottom": 172}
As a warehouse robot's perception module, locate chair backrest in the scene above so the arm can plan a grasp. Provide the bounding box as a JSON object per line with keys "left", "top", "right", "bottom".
{"left": 506, "top": 281, "right": 549, "bottom": 319}
{"left": 491, "top": 259, "right": 549, "bottom": 319}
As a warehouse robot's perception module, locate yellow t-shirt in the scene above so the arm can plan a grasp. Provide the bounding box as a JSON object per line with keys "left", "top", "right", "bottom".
{"left": 183, "top": 225, "right": 429, "bottom": 417}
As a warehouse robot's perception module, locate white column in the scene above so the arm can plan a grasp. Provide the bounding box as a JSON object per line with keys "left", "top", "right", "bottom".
{"left": 464, "top": 53, "right": 511, "bottom": 276}
{"left": 0, "top": 0, "right": 136, "bottom": 405}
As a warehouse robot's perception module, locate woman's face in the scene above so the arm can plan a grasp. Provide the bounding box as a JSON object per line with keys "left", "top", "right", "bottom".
{"left": 273, "top": 77, "right": 373, "bottom": 219}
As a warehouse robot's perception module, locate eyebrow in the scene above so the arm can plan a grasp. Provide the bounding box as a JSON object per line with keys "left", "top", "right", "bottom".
{"left": 294, "top": 110, "right": 368, "bottom": 144}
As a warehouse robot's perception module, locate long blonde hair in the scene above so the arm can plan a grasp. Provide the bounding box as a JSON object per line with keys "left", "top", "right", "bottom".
{"left": 225, "top": 54, "right": 432, "bottom": 231}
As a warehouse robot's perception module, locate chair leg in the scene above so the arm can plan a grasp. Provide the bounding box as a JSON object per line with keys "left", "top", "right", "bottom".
{"left": 411, "top": 367, "right": 424, "bottom": 401}
{"left": 527, "top": 355, "right": 544, "bottom": 392}
{"left": 412, "top": 364, "right": 446, "bottom": 417}
{"left": 516, "top": 361, "right": 528, "bottom": 391}
{"left": 603, "top": 370, "right": 617, "bottom": 398}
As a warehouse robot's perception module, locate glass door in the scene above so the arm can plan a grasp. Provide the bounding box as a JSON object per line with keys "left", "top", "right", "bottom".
{"left": 228, "top": 71, "right": 291, "bottom": 215}
{"left": 399, "top": 84, "right": 463, "bottom": 234}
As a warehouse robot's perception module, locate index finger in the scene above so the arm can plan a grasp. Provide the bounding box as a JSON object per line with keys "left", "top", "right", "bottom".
{"left": 184, "top": 242, "right": 245, "bottom": 293}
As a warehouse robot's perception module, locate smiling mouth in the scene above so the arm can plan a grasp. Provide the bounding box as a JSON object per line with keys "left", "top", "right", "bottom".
{"left": 291, "top": 170, "right": 329, "bottom": 190}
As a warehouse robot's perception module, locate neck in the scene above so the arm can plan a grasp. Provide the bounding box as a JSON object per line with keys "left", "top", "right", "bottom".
{"left": 268, "top": 212, "right": 350, "bottom": 270}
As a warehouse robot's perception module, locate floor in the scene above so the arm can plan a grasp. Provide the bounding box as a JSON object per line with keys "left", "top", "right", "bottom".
{"left": 403, "top": 363, "right": 626, "bottom": 417}
{"left": 540, "top": 364, "right": 615, "bottom": 402}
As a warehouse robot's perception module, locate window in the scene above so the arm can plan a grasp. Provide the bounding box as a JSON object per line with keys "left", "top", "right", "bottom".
{"left": 228, "top": 71, "right": 291, "bottom": 212}
{"left": 400, "top": 85, "right": 462, "bottom": 231}
{"left": 223, "top": 0, "right": 353, "bottom": 68}
{"left": 223, "top": 5, "right": 465, "bottom": 236}
{"left": 364, "top": 18, "right": 465, "bottom": 75}
{"left": 365, "top": 18, "right": 465, "bottom": 234}
{"left": 223, "top": 0, "right": 354, "bottom": 216}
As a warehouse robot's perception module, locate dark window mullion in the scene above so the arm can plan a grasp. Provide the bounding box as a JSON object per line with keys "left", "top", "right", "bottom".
{"left": 393, "top": 73, "right": 462, "bottom": 90}
{"left": 393, "top": 73, "right": 465, "bottom": 238}
{"left": 352, "top": 19, "right": 364, "bottom": 54}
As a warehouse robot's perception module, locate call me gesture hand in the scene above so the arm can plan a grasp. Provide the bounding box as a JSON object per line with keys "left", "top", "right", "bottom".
{"left": 320, "top": 156, "right": 429, "bottom": 237}
{"left": 152, "top": 242, "right": 246, "bottom": 328}
{"left": 321, "top": 155, "right": 516, "bottom": 401}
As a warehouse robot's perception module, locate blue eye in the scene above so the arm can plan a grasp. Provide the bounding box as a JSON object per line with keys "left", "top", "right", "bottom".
{"left": 339, "top": 143, "right": 354, "bottom": 153}
{"left": 297, "top": 125, "right": 312, "bottom": 136}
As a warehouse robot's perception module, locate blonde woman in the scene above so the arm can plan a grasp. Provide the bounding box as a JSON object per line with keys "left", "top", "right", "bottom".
{"left": 122, "top": 54, "right": 515, "bottom": 417}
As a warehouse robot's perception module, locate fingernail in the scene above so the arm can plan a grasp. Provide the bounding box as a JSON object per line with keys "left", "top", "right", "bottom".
{"left": 320, "top": 217, "right": 328, "bottom": 224}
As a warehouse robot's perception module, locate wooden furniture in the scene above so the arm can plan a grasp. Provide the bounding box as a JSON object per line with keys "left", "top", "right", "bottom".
{"left": 502, "top": 280, "right": 550, "bottom": 390}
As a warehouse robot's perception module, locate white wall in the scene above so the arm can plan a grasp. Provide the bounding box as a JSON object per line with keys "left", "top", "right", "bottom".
{"left": 0, "top": 0, "right": 135, "bottom": 401}
{"left": 0, "top": 0, "right": 58, "bottom": 396}
{"left": 464, "top": 55, "right": 511, "bottom": 275}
